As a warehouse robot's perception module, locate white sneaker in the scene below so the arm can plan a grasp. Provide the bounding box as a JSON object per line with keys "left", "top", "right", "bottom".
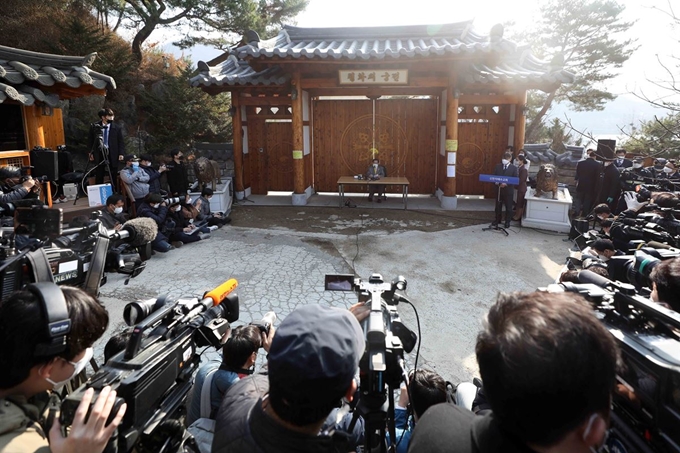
{"left": 208, "top": 225, "right": 218, "bottom": 231}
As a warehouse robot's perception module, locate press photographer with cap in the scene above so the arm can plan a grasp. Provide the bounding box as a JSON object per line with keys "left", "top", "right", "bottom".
{"left": 119, "top": 154, "right": 150, "bottom": 211}
{"left": 0, "top": 284, "right": 126, "bottom": 452}
{"left": 211, "top": 303, "right": 368, "bottom": 453}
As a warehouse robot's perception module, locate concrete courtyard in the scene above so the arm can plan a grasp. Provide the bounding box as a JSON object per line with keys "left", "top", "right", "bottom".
{"left": 96, "top": 206, "right": 570, "bottom": 385}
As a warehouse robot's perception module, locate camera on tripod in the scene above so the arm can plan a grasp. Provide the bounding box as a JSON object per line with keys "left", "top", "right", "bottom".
{"left": 326, "top": 272, "right": 417, "bottom": 453}
{"left": 60, "top": 279, "right": 241, "bottom": 453}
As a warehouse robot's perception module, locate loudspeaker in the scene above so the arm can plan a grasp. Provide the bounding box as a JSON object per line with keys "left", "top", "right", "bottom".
{"left": 30, "top": 149, "right": 59, "bottom": 181}
{"left": 596, "top": 139, "right": 616, "bottom": 161}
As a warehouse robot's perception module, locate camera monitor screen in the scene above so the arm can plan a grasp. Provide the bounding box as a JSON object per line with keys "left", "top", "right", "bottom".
{"left": 15, "top": 207, "right": 63, "bottom": 238}
{"left": 325, "top": 274, "right": 355, "bottom": 291}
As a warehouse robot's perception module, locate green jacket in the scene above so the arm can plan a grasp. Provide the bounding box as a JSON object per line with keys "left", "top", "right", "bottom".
{"left": 0, "top": 395, "right": 51, "bottom": 453}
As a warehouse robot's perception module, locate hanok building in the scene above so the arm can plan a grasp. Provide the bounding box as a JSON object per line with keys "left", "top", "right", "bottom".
{"left": 0, "top": 45, "right": 116, "bottom": 169}
{"left": 191, "top": 22, "right": 573, "bottom": 208}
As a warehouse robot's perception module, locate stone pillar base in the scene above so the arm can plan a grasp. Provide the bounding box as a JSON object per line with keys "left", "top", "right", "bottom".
{"left": 292, "top": 193, "right": 307, "bottom": 206}
{"left": 440, "top": 195, "right": 458, "bottom": 210}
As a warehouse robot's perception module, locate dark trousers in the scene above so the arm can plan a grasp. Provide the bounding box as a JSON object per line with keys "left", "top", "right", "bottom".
{"left": 495, "top": 187, "right": 514, "bottom": 224}
{"left": 574, "top": 190, "right": 595, "bottom": 217}
{"left": 368, "top": 185, "right": 385, "bottom": 199}
{"left": 207, "top": 216, "right": 230, "bottom": 227}
{"left": 170, "top": 231, "right": 201, "bottom": 244}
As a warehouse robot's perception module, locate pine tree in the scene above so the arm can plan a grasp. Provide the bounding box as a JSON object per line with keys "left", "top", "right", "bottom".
{"left": 523, "top": 0, "right": 637, "bottom": 142}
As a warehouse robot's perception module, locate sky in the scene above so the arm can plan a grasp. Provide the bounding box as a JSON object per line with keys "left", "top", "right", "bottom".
{"left": 162, "top": 0, "right": 680, "bottom": 137}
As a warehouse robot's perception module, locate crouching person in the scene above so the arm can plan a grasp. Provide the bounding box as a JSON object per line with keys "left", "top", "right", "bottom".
{"left": 408, "top": 291, "right": 618, "bottom": 453}
{"left": 187, "top": 325, "right": 269, "bottom": 427}
{"left": 211, "top": 304, "right": 365, "bottom": 453}
{"left": 137, "top": 193, "right": 174, "bottom": 253}
{"left": 193, "top": 188, "right": 231, "bottom": 230}
{"left": 0, "top": 284, "right": 126, "bottom": 452}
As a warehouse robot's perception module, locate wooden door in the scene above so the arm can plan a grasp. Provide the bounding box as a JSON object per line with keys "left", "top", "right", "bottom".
{"left": 265, "top": 120, "right": 295, "bottom": 192}
{"left": 313, "top": 98, "right": 438, "bottom": 194}
{"left": 456, "top": 105, "right": 510, "bottom": 197}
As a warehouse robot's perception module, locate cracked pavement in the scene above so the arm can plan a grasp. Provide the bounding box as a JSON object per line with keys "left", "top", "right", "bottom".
{"left": 96, "top": 209, "right": 569, "bottom": 385}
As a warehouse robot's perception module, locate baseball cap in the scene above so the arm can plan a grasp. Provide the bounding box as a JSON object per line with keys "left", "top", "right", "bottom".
{"left": 268, "top": 305, "right": 364, "bottom": 406}
{"left": 124, "top": 154, "right": 140, "bottom": 162}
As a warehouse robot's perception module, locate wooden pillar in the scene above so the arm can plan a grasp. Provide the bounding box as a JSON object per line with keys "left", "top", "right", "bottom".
{"left": 443, "top": 76, "right": 458, "bottom": 198}
{"left": 514, "top": 90, "right": 527, "bottom": 152}
{"left": 231, "top": 94, "right": 244, "bottom": 193}
{"left": 291, "top": 72, "right": 305, "bottom": 195}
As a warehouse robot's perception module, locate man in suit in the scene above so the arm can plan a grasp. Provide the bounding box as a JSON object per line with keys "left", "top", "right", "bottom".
{"left": 613, "top": 149, "right": 632, "bottom": 169}
{"left": 512, "top": 154, "right": 528, "bottom": 221}
{"left": 574, "top": 149, "right": 602, "bottom": 218}
{"left": 598, "top": 158, "right": 621, "bottom": 212}
{"left": 492, "top": 151, "right": 518, "bottom": 228}
{"left": 88, "top": 108, "right": 125, "bottom": 190}
{"left": 366, "top": 158, "right": 387, "bottom": 202}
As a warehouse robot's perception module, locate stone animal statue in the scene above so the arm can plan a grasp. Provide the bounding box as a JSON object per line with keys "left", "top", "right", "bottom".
{"left": 535, "top": 163, "right": 559, "bottom": 199}
{"left": 193, "top": 157, "right": 222, "bottom": 191}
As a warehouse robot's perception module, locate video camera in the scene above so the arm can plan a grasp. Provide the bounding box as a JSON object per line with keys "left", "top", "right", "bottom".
{"left": 326, "top": 273, "right": 417, "bottom": 453}
{"left": 60, "top": 279, "right": 241, "bottom": 453}
{"left": 542, "top": 271, "right": 680, "bottom": 452}
{"left": 0, "top": 208, "right": 154, "bottom": 301}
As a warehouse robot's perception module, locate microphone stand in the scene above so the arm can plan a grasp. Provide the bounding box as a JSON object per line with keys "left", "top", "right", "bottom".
{"left": 483, "top": 184, "right": 509, "bottom": 236}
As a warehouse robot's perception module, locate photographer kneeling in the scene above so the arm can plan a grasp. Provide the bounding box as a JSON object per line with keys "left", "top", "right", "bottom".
{"left": 0, "top": 284, "right": 126, "bottom": 452}
{"left": 212, "top": 304, "right": 366, "bottom": 453}
{"left": 186, "top": 324, "right": 270, "bottom": 426}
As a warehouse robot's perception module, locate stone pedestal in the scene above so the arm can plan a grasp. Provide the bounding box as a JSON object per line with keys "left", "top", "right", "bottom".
{"left": 188, "top": 179, "right": 232, "bottom": 215}
{"left": 522, "top": 187, "right": 572, "bottom": 233}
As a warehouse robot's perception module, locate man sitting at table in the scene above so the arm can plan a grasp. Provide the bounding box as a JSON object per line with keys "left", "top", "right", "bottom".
{"left": 366, "top": 158, "right": 386, "bottom": 203}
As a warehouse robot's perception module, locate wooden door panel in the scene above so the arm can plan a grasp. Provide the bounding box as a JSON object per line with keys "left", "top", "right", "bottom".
{"left": 313, "top": 99, "right": 438, "bottom": 194}
{"left": 265, "top": 121, "right": 294, "bottom": 191}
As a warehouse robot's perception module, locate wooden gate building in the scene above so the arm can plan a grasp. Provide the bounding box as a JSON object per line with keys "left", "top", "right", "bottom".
{"left": 191, "top": 22, "right": 573, "bottom": 208}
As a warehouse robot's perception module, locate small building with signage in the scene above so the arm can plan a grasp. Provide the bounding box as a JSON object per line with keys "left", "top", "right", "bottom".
{"left": 191, "top": 22, "right": 573, "bottom": 208}
{"left": 0, "top": 45, "right": 116, "bottom": 170}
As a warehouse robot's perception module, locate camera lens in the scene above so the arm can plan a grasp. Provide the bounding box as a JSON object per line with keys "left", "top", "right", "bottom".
{"left": 124, "top": 298, "right": 165, "bottom": 325}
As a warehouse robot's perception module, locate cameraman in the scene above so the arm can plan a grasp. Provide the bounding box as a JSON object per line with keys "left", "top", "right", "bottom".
{"left": 88, "top": 108, "right": 125, "bottom": 189}
{"left": 193, "top": 187, "right": 231, "bottom": 229}
{"left": 650, "top": 257, "right": 680, "bottom": 313}
{"left": 137, "top": 193, "right": 174, "bottom": 253}
{"left": 186, "top": 325, "right": 269, "bottom": 425}
{"left": 139, "top": 155, "right": 167, "bottom": 195}
{"left": 212, "top": 304, "right": 366, "bottom": 453}
{"left": 0, "top": 167, "right": 38, "bottom": 203}
{"left": 409, "top": 292, "right": 618, "bottom": 453}
{"left": 0, "top": 284, "right": 126, "bottom": 452}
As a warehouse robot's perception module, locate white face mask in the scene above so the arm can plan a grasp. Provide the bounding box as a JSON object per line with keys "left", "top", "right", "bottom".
{"left": 151, "top": 203, "right": 160, "bottom": 209}
{"left": 633, "top": 163, "right": 642, "bottom": 169}
{"left": 189, "top": 218, "right": 194, "bottom": 224}
{"left": 44, "top": 347, "right": 93, "bottom": 390}
{"left": 663, "top": 167, "right": 673, "bottom": 174}
{"left": 373, "top": 163, "right": 378, "bottom": 168}
{"left": 114, "top": 206, "right": 123, "bottom": 214}
{"left": 174, "top": 206, "right": 182, "bottom": 212}
{"left": 501, "top": 159, "right": 509, "bottom": 165}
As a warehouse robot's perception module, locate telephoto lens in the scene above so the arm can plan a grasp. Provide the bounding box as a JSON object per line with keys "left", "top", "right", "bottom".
{"left": 251, "top": 311, "right": 277, "bottom": 335}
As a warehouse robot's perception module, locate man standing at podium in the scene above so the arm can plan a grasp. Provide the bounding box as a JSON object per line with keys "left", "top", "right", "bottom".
{"left": 88, "top": 108, "right": 125, "bottom": 190}
{"left": 492, "top": 151, "right": 518, "bottom": 228}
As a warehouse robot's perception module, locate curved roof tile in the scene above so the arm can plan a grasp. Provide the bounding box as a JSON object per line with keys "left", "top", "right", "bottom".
{"left": 191, "top": 23, "right": 574, "bottom": 88}
{"left": 0, "top": 44, "right": 116, "bottom": 106}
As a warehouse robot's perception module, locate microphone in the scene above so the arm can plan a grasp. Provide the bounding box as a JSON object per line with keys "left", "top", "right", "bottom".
{"left": 108, "top": 217, "right": 158, "bottom": 246}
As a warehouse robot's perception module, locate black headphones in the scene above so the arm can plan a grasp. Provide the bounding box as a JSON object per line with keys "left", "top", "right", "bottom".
{"left": 26, "top": 283, "right": 71, "bottom": 357}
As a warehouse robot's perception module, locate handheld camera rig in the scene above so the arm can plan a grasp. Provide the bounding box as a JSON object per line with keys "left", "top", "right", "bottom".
{"left": 325, "top": 273, "right": 418, "bottom": 453}
{"left": 61, "top": 279, "right": 241, "bottom": 453}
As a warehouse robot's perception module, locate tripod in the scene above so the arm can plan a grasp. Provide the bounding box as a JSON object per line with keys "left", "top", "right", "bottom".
{"left": 75, "top": 126, "right": 118, "bottom": 205}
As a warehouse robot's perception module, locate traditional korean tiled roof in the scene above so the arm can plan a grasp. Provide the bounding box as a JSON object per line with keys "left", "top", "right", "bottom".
{"left": 0, "top": 45, "right": 116, "bottom": 106}
{"left": 191, "top": 23, "right": 574, "bottom": 88}
{"left": 191, "top": 55, "right": 290, "bottom": 87}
